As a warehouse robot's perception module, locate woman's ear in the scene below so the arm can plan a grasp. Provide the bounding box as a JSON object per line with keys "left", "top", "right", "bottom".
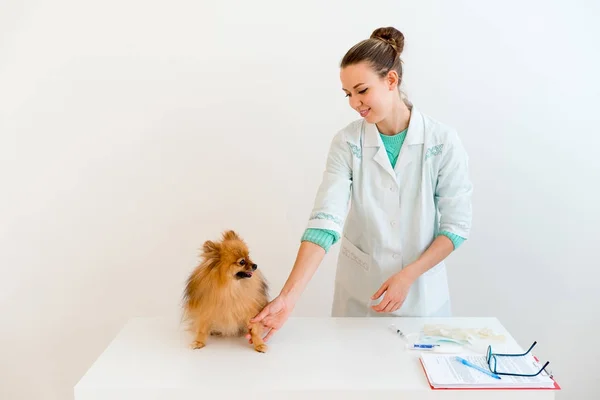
{"left": 387, "top": 70, "right": 399, "bottom": 90}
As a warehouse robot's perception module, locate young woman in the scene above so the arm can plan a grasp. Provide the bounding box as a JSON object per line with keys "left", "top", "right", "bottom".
{"left": 247, "top": 26, "right": 472, "bottom": 343}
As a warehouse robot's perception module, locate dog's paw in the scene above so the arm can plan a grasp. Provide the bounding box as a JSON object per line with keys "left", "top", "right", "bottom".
{"left": 191, "top": 340, "right": 206, "bottom": 349}
{"left": 254, "top": 343, "right": 268, "bottom": 353}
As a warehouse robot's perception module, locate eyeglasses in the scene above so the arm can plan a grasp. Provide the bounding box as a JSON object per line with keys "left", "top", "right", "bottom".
{"left": 486, "top": 341, "right": 552, "bottom": 378}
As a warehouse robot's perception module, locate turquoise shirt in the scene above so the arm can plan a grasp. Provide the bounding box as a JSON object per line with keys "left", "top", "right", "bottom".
{"left": 302, "top": 128, "right": 466, "bottom": 252}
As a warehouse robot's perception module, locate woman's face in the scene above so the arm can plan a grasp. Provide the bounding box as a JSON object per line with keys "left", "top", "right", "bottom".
{"left": 340, "top": 61, "right": 398, "bottom": 124}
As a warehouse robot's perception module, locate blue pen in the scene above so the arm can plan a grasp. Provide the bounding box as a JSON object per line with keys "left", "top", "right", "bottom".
{"left": 455, "top": 356, "right": 502, "bottom": 380}
{"left": 408, "top": 343, "right": 439, "bottom": 349}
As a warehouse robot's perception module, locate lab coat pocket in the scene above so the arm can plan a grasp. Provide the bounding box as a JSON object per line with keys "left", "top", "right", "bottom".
{"left": 421, "top": 262, "right": 450, "bottom": 315}
{"left": 335, "top": 236, "right": 375, "bottom": 304}
{"left": 339, "top": 236, "right": 370, "bottom": 272}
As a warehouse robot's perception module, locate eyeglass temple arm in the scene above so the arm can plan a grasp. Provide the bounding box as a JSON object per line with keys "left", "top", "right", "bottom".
{"left": 490, "top": 341, "right": 538, "bottom": 357}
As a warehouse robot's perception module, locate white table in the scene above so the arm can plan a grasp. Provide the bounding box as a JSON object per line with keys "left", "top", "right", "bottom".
{"left": 74, "top": 316, "right": 556, "bottom": 399}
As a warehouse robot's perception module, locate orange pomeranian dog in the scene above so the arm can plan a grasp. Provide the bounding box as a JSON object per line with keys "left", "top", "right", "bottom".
{"left": 182, "top": 230, "right": 270, "bottom": 353}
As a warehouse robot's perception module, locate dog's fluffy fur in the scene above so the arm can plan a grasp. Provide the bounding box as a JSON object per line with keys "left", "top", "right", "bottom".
{"left": 182, "top": 230, "right": 270, "bottom": 352}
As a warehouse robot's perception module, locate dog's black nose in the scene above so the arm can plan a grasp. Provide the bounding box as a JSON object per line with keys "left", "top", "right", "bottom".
{"left": 252, "top": 263, "right": 257, "bottom": 270}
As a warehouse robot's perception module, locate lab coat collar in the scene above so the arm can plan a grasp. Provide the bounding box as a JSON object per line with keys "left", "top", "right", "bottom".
{"left": 363, "top": 103, "right": 424, "bottom": 147}
{"left": 363, "top": 103, "right": 424, "bottom": 179}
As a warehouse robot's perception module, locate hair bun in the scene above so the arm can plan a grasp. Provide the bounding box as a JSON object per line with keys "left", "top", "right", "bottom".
{"left": 370, "top": 26, "right": 404, "bottom": 55}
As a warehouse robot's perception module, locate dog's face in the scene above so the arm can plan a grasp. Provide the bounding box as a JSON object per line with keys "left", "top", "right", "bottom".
{"left": 203, "top": 230, "right": 258, "bottom": 280}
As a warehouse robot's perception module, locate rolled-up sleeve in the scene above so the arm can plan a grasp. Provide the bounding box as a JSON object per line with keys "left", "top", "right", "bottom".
{"left": 435, "top": 131, "right": 473, "bottom": 240}
{"left": 305, "top": 131, "right": 353, "bottom": 239}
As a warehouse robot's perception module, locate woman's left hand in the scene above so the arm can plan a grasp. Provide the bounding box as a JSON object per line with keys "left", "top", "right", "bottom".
{"left": 370, "top": 269, "right": 416, "bottom": 313}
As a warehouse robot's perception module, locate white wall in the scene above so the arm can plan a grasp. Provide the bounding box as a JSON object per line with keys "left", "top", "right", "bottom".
{"left": 1, "top": 0, "right": 598, "bottom": 399}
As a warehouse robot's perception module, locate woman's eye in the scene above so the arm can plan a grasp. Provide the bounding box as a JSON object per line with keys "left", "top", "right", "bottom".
{"left": 358, "top": 88, "right": 368, "bottom": 94}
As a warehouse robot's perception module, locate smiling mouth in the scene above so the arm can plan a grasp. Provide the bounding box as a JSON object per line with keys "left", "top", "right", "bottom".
{"left": 359, "top": 108, "right": 370, "bottom": 117}
{"left": 236, "top": 271, "right": 253, "bottom": 279}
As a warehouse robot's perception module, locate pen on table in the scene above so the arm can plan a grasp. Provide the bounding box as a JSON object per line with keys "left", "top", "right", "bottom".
{"left": 455, "top": 356, "right": 502, "bottom": 380}
{"left": 407, "top": 343, "right": 439, "bottom": 350}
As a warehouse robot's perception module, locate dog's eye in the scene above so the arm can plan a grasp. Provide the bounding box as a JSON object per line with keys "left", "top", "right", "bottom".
{"left": 240, "top": 260, "right": 246, "bottom": 265}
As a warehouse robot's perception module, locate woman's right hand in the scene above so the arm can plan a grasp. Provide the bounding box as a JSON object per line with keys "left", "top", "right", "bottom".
{"left": 246, "top": 294, "right": 294, "bottom": 344}
{"left": 246, "top": 240, "right": 326, "bottom": 344}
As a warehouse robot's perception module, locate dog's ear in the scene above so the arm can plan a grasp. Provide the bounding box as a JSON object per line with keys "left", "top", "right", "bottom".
{"left": 202, "top": 240, "right": 221, "bottom": 254}
{"left": 222, "top": 230, "right": 239, "bottom": 241}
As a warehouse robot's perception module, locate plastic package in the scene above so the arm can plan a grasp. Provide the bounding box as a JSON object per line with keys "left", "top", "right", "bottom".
{"left": 422, "top": 324, "right": 506, "bottom": 343}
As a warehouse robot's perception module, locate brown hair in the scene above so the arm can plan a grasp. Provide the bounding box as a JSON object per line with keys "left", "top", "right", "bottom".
{"left": 341, "top": 27, "right": 405, "bottom": 86}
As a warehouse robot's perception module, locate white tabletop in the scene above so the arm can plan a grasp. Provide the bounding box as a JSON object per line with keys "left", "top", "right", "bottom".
{"left": 74, "top": 316, "right": 555, "bottom": 400}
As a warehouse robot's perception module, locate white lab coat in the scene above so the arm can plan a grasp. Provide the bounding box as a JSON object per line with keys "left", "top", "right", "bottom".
{"left": 305, "top": 104, "right": 473, "bottom": 317}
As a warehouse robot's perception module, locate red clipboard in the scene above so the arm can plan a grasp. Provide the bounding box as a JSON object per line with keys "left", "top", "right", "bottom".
{"left": 419, "top": 356, "right": 561, "bottom": 391}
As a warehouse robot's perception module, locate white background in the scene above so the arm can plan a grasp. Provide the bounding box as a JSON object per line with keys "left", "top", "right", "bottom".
{"left": 1, "top": 0, "right": 598, "bottom": 399}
